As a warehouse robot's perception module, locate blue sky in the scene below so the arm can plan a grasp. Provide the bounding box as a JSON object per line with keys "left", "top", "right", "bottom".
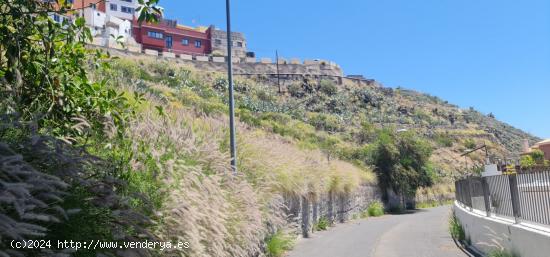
{"left": 162, "top": 0, "right": 550, "bottom": 139}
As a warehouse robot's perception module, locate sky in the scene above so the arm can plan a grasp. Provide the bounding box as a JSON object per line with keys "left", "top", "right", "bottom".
{"left": 162, "top": 0, "right": 550, "bottom": 139}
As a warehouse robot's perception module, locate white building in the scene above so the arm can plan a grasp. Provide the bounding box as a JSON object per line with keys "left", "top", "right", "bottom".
{"left": 105, "top": 0, "right": 140, "bottom": 21}
{"left": 83, "top": 8, "right": 136, "bottom": 50}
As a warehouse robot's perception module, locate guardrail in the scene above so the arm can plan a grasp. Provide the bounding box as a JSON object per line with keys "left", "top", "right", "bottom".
{"left": 455, "top": 170, "right": 550, "bottom": 226}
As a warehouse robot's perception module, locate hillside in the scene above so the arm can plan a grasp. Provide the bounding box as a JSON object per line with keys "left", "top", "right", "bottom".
{"left": 110, "top": 53, "right": 539, "bottom": 180}
{"left": 2, "top": 37, "right": 539, "bottom": 257}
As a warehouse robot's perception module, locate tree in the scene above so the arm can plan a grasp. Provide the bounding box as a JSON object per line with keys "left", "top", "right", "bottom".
{"left": 368, "top": 129, "right": 434, "bottom": 206}
{"left": 0, "top": 0, "right": 162, "bottom": 139}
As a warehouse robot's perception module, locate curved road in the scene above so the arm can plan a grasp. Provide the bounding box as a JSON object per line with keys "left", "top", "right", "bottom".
{"left": 287, "top": 206, "right": 465, "bottom": 257}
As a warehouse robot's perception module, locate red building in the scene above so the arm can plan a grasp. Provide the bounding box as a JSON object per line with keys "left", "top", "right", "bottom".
{"left": 132, "top": 19, "right": 212, "bottom": 56}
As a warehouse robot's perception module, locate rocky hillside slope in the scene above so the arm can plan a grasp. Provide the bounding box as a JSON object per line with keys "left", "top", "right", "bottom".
{"left": 110, "top": 51, "right": 540, "bottom": 180}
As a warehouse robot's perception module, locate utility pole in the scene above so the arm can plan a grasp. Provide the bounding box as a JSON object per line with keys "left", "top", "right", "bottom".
{"left": 276, "top": 50, "right": 281, "bottom": 93}
{"left": 225, "top": 0, "right": 237, "bottom": 174}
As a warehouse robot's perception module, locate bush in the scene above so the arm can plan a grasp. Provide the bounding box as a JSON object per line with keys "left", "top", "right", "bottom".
{"left": 288, "top": 83, "right": 305, "bottom": 98}
{"left": 520, "top": 155, "right": 536, "bottom": 169}
{"left": 307, "top": 113, "right": 341, "bottom": 132}
{"left": 530, "top": 149, "right": 545, "bottom": 164}
{"left": 367, "top": 201, "right": 385, "bottom": 217}
{"left": 434, "top": 133, "right": 454, "bottom": 147}
{"left": 319, "top": 79, "right": 337, "bottom": 95}
{"left": 314, "top": 217, "right": 330, "bottom": 231}
{"left": 266, "top": 231, "right": 295, "bottom": 257}
{"left": 464, "top": 138, "right": 477, "bottom": 149}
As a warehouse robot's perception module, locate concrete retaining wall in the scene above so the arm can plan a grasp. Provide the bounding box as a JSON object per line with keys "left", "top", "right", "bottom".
{"left": 454, "top": 202, "right": 550, "bottom": 257}
{"left": 163, "top": 52, "right": 176, "bottom": 58}
{"left": 179, "top": 54, "right": 193, "bottom": 60}
{"left": 196, "top": 56, "right": 209, "bottom": 62}
{"left": 212, "top": 56, "right": 225, "bottom": 63}
{"left": 144, "top": 49, "right": 158, "bottom": 56}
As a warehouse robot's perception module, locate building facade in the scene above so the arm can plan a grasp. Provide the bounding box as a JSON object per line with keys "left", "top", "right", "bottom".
{"left": 104, "top": 0, "right": 138, "bottom": 21}
{"left": 84, "top": 8, "right": 133, "bottom": 42}
{"left": 132, "top": 19, "right": 212, "bottom": 56}
{"left": 210, "top": 27, "right": 248, "bottom": 58}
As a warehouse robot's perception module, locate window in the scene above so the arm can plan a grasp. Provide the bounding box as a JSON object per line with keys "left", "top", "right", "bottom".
{"left": 215, "top": 39, "right": 222, "bottom": 45}
{"left": 236, "top": 42, "right": 243, "bottom": 47}
{"left": 166, "top": 36, "right": 173, "bottom": 49}
{"left": 121, "top": 0, "right": 132, "bottom": 2}
{"left": 147, "top": 31, "right": 163, "bottom": 39}
{"left": 53, "top": 14, "right": 60, "bottom": 22}
{"left": 181, "top": 38, "right": 189, "bottom": 45}
{"left": 121, "top": 6, "right": 134, "bottom": 14}
{"left": 110, "top": 3, "right": 117, "bottom": 11}
{"left": 195, "top": 40, "right": 202, "bottom": 48}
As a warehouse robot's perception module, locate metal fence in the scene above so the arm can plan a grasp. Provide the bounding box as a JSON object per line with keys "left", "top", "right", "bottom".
{"left": 455, "top": 170, "right": 550, "bottom": 227}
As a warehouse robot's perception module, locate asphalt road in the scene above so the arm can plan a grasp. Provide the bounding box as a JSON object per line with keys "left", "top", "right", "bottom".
{"left": 287, "top": 205, "right": 465, "bottom": 257}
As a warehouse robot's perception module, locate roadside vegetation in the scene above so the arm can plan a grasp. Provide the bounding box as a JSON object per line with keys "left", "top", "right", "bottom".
{"left": 367, "top": 201, "right": 385, "bottom": 217}
{"left": 449, "top": 214, "right": 466, "bottom": 243}
{"left": 416, "top": 199, "right": 454, "bottom": 209}
{"left": 487, "top": 249, "right": 519, "bottom": 257}
{"left": 265, "top": 231, "right": 295, "bottom": 257}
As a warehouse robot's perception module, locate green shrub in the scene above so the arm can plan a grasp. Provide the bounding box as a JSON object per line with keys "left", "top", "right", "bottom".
{"left": 449, "top": 214, "right": 466, "bottom": 242}
{"left": 307, "top": 113, "right": 341, "bottom": 132}
{"left": 434, "top": 133, "right": 454, "bottom": 147}
{"left": 367, "top": 201, "right": 385, "bottom": 217}
{"left": 520, "top": 155, "right": 535, "bottom": 169}
{"left": 464, "top": 138, "right": 477, "bottom": 149}
{"left": 314, "top": 217, "right": 330, "bottom": 231}
{"left": 319, "top": 79, "right": 337, "bottom": 95}
{"left": 288, "top": 83, "right": 305, "bottom": 98}
{"left": 530, "top": 149, "right": 545, "bottom": 164}
{"left": 266, "top": 231, "right": 295, "bottom": 257}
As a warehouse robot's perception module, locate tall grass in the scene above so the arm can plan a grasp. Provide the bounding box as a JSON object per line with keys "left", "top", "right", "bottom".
{"left": 96, "top": 58, "right": 381, "bottom": 256}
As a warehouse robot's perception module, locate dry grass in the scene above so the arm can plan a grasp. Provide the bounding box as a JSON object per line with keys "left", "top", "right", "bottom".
{"left": 121, "top": 79, "right": 374, "bottom": 255}
{"left": 239, "top": 130, "right": 375, "bottom": 199}
{"left": 416, "top": 183, "right": 455, "bottom": 204}
{"left": 98, "top": 57, "right": 380, "bottom": 256}
{"left": 128, "top": 109, "right": 285, "bottom": 257}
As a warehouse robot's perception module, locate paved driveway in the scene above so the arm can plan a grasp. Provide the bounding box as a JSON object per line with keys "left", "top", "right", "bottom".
{"left": 287, "top": 206, "right": 465, "bottom": 257}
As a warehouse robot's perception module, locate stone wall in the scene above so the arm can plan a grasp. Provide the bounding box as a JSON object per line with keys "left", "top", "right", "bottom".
{"left": 284, "top": 184, "right": 381, "bottom": 238}
{"left": 211, "top": 28, "right": 248, "bottom": 58}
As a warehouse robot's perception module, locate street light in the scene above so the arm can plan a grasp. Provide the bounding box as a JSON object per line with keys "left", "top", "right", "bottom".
{"left": 225, "top": 0, "right": 237, "bottom": 174}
